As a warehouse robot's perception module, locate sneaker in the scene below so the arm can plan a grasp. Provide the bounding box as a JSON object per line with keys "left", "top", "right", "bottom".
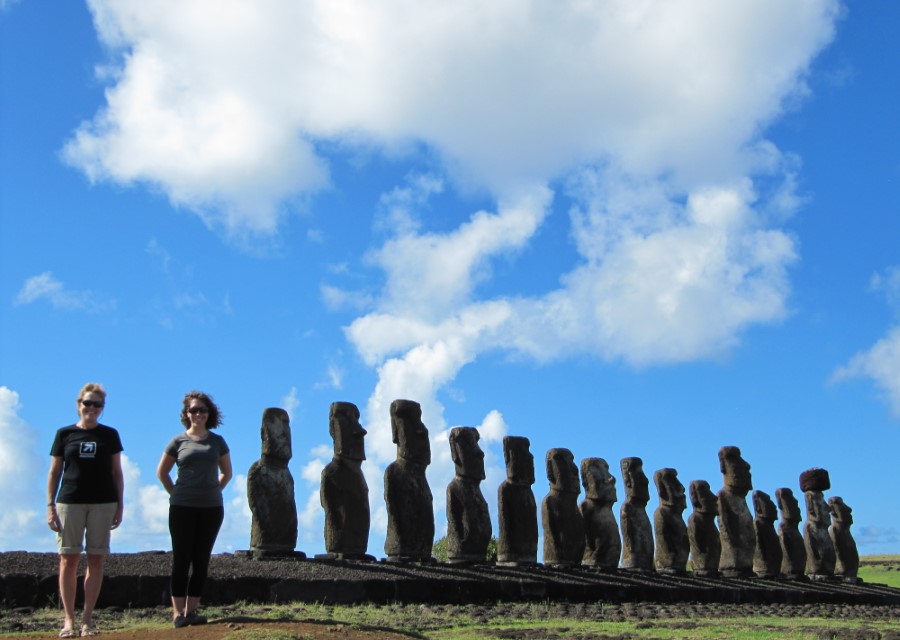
{"left": 173, "top": 616, "right": 189, "bottom": 628}
{"left": 186, "top": 611, "right": 208, "bottom": 625}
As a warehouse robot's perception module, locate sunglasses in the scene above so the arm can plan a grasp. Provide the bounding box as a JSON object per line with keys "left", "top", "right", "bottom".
{"left": 187, "top": 406, "right": 209, "bottom": 415}
{"left": 80, "top": 400, "right": 104, "bottom": 409}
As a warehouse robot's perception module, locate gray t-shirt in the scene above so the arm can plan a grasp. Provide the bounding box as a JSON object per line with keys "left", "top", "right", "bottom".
{"left": 164, "top": 431, "right": 230, "bottom": 508}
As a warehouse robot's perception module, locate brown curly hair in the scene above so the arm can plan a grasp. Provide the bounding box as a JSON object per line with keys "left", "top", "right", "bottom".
{"left": 180, "top": 391, "right": 223, "bottom": 429}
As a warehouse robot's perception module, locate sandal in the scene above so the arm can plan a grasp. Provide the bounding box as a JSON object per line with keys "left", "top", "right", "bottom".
{"left": 80, "top": 624, "right": 99, "bottom": 637}
{"left": 58, "top": 628, "right": 77, "bottom": 638}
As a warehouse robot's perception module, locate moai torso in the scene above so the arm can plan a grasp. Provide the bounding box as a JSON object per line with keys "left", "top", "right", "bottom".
{"left": 446, "top": 427, "right": 491, "bottom": 563}
{"left": 653, "top": 468, "right": 689, "bottom": 574}
{"left": 828, "top": 496, "right": 860, "bottom": 582}
{"left": 775, "top": 487, "right": 806, "bottom": 580}
{"left": 801, "top": 468, "right": 835, "bottom": 580}
{"left": 688, "top": 480, "right": 720, "bottom": 577}
{"left": 497, "top": 436, "right": 538, "bottom": 566}
{"left": 619, "top": 457, "right": 654, "bottom": 571}
{"left": 247, "top": 408, "right": 299, "bottom": 557}
{"left": 320, "top": 402, "right": 370, "bottom": 559}
{"left": 580, "top": 458, "right": 621, "bottom": 569}
{"left": 541, "top": 448, "right": 585, "bottom": 566}
{"left": 717, "top": 446, "right": 755, "bottom": 577}
{"left": 752, "top": 490, "right": 782, "bottom": 578}
{"left": 384, "top": 399, "right": 434, "bottom": 561}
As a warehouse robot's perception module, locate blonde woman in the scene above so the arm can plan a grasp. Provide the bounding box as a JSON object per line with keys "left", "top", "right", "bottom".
{"left": 47, "top": 383, "right": 124, "bottom": 638}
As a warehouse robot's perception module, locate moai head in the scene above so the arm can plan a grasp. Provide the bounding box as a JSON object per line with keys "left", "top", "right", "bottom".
{"left": 753, "top": 490, "right": 778, "bottom": 522}
{"left": 828, "top": 496, "right": 853, "bottom": 526}
{"left": 654, "top": 468, "right": 686, "bottom": 513}
{"left": 718, "top": 446, "right": 752, "bottom": 496}
{"left": 805, "top": 490, "right": 832, "bottom": 528}
{"left": 261, "top": 408, "right": 292, "bottom": 461}
{"left": 689, "top": 480, "right": 718, "bottom": 515}
{"left": 450, "top": 426, "right": 485, "bottom": 480}
{"left": 329, "top": 401, "right": 366, "bottom": 461}
{"left": 390, "top": 399, "right": 430, "bottom": 465}
{"left": 775, "top": 487, "right": 802, "bottom": 525}
{"left": 546, "top": 448, "right": 580, "bottom": 495}
{"left": 581, "top": 457, "right": 617, "bottom": 505}
{"left": 503, "top": 436, "right": 535, "bottom": 486}
{"left": 620, "top": 457, "right": 650, "bottom": 505}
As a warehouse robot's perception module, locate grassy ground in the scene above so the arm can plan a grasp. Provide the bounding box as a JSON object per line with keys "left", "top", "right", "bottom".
{"left": 859, "top": 554, "right": 900, "bottom": 588}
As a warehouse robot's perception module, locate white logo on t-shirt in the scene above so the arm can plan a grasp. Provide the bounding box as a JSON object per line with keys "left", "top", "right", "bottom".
{"left": 80, "top": 442, "right": 97, "bottom": 457}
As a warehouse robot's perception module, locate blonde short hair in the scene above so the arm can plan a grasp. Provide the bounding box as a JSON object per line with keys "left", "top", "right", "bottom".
{"left": 77, "top": 382, "right": 107, "bottom": 403}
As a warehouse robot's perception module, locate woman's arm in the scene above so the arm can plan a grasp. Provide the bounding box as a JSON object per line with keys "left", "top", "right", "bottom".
{"left": 111, "top": 452, "right": 124, "bottom": 529}
{"left": 218, "top": 452, "right": 233, "bottom": 491}
{"left": 156, "top": 452, "right": 177, "bottom": 495}
{"left": 46, "top": 456, "right": 63, "bottom": 531}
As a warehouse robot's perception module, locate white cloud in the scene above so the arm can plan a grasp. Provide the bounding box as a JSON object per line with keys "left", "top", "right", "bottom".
{"left": 831, "top": 326, "right": 900, "bottom": 418}
{"left": 65, "top": 0, "right": 839, "bottom": 236}
{"left": 14, "top": 272, "right": 114, "bottom": 313}
{"left": 0, "top": 387, "right": 45, "bottom": 550}
{"left": 281, "top": 386, "right": 300, "bottom": 421}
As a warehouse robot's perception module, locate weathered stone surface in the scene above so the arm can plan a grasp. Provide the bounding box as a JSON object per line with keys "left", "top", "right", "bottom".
{"left": 653, "top": 468, "right": 688, "bottom": 574}
{"left": 579, "top": 457, "right": 621, "bottom": 569}
{"left": 320, "top": 401, "right": 370, "bottom": 560}
{"left": 446, "top": 427, "right": 492, "bottom": 563}
{"left": 248, "top": 408, "right": 300, "bottom": 557}
{"left": 800, "top": 467, "right": 831, "bottom": 493}
{"left": 775, "top": 487, "right": 806, "bottom": 580}
{"left": 829, "top": 496, "right": 860, "bottom": 582}
{"left": 688, "top": 480, "right": 720, "bottom": 577}
{"left": 803, "top": 473, "right": 836, "bottom": 580}
{"left": 717, "top": 446, "right": 755, "bottom": 578}
{"left": 497, "top": 436, "right": 538, "bottom": 566}
{"left": 384, "top": 399, "right": 434, "bottom": 562}
{"left": 3, "top": 552, "right": 900, "bottom": 608}
{"left": 541, "top": 448, "right": 585, "bottom": 566}
{"left": 752, "top": 490, "right": 782, "bottom": 578}
{"left": 620, "top": 457, "right": 654, "bottom": 571}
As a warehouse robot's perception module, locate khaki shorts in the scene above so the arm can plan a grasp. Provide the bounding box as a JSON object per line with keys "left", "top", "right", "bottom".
{"left": 56, "top": 502, "right": 118, "bottom": 556}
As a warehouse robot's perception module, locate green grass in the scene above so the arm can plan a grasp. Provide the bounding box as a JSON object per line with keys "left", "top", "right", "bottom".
{"left": 858, "top": 557, "right": 900, "bottom": 588}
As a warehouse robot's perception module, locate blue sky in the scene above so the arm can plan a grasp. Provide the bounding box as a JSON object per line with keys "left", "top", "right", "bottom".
{"left": 1, "top": 0, "right": 898, "bottom": 558}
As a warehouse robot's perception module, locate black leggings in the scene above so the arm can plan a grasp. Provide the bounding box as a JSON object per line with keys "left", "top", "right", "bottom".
{"left": 168, "top": 505, "right": 224, "bottom": 598}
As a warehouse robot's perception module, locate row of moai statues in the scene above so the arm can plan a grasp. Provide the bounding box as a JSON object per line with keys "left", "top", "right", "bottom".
{"left": 245, "top": 400, "right": 859, "bottom": 581}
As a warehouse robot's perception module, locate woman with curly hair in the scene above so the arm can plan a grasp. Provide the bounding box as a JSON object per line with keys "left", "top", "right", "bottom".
{"left": 156, "top": 391, "right": 232, "bottom": 628}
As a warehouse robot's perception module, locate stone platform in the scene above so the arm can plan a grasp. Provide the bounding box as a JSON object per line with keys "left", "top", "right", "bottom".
{"left": 2, "top": 551, "right": 898, "bottom": 609}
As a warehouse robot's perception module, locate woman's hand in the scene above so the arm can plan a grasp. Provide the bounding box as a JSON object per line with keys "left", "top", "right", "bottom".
{"left": 111, "top": 504, "right": 123, "bottom": 529}
{"left": 47, "top": 505, "right": 61, "bottom": 532}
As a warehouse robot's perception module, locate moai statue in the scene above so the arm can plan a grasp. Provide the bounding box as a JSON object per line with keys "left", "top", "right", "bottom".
{"left": 775, "top": 487, "right": 806, "bottom": 580}
{"left": 752, "top": 490, "right": 782, "bottom": 579}
{"left": 828, "top": 496, "right": 860, "bottom": 583}
{"left": 384, "top": 399, "right": 435, "bottom": 562}
{"left": 247, "top": 408, "right": 303, "bottom": 559}
{"left": 688, "top": 480, "right": 720, "bottom": 577}
{"left": 446, "top": 427, "right": 492, "bottom": 564}
{"left": 497, "top": 436, "right": 538, "bottom": 566}
{"left": 580, "top": 458, "right": 621, "bottom": 570}
{"left": 319, "top": 401, "right": 371, "bottom": 560}
{"left": 653, "top": 468, "right": 689, "bottom": 574}
{"left": 717, "top": 446, "right": 755, "bottom": 577}
{"left": 619, "top": 457, "right": 654, "bottom": 571}
{"left": 800, "top": 468, "right": 836, "bottom": 580}
{"left": 541, "top": 448, "right": 585, "bottom": 566}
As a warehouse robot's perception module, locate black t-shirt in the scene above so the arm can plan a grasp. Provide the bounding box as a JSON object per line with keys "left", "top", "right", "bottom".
{"left": 50, "top": 424, "right": 124, "bottom": 504}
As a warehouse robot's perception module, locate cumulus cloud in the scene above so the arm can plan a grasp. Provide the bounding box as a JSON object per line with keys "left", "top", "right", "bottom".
{"left": 14, "top": 272, "right": 114, "bottom": 313}
{"left": 66, "top": 0, "right": 838, "bottom": 234}
{"left": 0, "top": 387, "right": 45, "bottom": 550}
{"left": 831, "top": 266, "right": 900, "bottom": 419}
{"left": 831, "top": 326, "right": 900, "bottom": 418}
